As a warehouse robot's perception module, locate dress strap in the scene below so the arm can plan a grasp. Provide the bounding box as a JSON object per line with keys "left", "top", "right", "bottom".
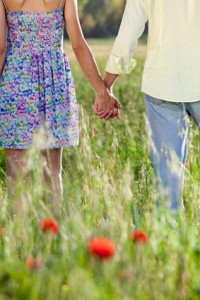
{"left": 58, "top": 0, "right": 64, "bottom": 8}
{"left": 1, "top": 0, "right": 9, "bottom": 12}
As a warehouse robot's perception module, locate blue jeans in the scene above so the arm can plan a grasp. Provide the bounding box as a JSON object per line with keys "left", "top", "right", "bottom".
{"left": 144, "top": 94, "right": 200, "bottom": 210}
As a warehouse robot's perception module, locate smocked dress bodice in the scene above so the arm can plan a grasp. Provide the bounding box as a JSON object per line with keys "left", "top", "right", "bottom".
{"left": 6, "top": 8, "right": 64, "bottom": 54}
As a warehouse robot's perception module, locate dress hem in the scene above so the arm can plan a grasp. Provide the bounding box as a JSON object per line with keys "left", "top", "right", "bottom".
{"left": 2, "top": 143, "right": 79, "bottom": 150}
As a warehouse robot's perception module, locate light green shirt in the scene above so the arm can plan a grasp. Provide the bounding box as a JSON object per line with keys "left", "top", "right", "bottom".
{"left": 106, "top": 0, "right": 200, "bottom": 102}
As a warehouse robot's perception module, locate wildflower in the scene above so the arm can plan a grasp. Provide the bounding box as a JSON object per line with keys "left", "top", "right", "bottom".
{"left": 92, "top": 129, "right": 97, "bottom": 136}
{"left": 117, "top": 269, "right": 133, "bottom": 282}
{"left": 26, "top": 256, "right": 43, "bottom": 270}
{"left": 131, "top": 230, "right": 148, "bottom": 244}
{"left": 0, "top": 226, "right": 3, "bottom": 237}
{"left": 39, "top": 219, "right": 59, "bottom": 234}
{"left": 87, "top": 237, "right": 117, "bottom": 260}
{"left": 185, "top": 163, "right": 189, "bottom": 169}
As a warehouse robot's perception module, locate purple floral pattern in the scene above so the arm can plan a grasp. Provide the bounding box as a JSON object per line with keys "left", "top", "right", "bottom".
{"left": 0, "top": 8, "right": 79, "bottom": 149}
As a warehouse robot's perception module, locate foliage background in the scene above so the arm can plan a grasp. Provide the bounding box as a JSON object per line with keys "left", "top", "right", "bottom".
{"left": 78, "top": 0, "right": 126, "bottom": 37}
{"left": 1, "top": 1, "right": 200, "bottom": 299}
{"left": 0, "top": 43, "right": 200, "bottom": 299}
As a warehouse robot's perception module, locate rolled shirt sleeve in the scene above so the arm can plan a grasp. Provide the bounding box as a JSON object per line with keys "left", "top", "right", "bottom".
{"left": 106, "top": 0, "right": 148, "bottom": 75}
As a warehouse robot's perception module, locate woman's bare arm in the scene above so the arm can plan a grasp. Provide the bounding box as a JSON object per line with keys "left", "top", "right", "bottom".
{"left": 64, "top": 0, "right": 105, "bottom": 97}
{"left": 64, "top": 0, "right": 121, "bottom": 120}
{"left": 0, "top": 1, "right": 6, "bottom": 77}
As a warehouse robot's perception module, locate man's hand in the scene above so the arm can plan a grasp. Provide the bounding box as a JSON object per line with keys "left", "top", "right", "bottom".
{"left": 94, "top": 88, "right": 121, "bottom": 121}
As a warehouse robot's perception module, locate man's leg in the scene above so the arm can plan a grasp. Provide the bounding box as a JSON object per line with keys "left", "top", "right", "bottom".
{"left": 186, "top": 101, "right": 200, "bottom": 127}
{"left": 144, "top": 94, "right": 189, "bottom": 210}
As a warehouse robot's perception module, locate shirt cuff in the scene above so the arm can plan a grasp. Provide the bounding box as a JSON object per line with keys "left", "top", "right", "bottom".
{"left": 105, "top": 53, "right": 137, "bottom": 75}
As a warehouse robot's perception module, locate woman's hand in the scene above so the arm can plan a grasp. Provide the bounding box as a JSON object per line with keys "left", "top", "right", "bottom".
{"left": 94, "top": 87, "right": 121, "bottom": 121}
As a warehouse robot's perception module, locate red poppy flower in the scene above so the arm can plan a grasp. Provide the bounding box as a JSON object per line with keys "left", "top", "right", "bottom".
{"left": 131, "top": 230, "right": 148, "bottom": 244}
{"left": 0, "top": 226, "right": 3, "bottom": 237}
{"left": 39, "top": 219, "right": 59, "bottom": 234}
{"left": 92, "top": 129, "right": 97, "bottom": 136}
{"left": 26, "top": 256, "right": 43, "bottom": 270}
{"left": 87, "top": 237, "right": 117, "bottom": 260}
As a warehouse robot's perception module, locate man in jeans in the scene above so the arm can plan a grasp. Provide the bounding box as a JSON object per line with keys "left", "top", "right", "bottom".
{"left": 97, "top": 0, "right": 200, "bottom": 210}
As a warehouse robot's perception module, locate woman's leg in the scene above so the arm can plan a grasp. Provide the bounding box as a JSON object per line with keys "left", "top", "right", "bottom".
{"left": 40, "top": 148, "right": 63, "bottom": 213}
{"left": 5, "top": 148, "right": 30, "bottom": 192}
{"left": 144, "top": 94, "right": 189, "bottom": 210}
{"left": 4, "top": 148, "right": 30, "bottom": 215}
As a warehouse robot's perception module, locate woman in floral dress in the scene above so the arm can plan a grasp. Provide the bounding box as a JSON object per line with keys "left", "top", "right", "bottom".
{"left": 0, "top": 0, "right": 121, "bottom": 212}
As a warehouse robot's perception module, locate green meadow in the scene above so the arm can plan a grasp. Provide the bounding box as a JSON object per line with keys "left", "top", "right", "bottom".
{"left": 0, "top": 39, "right": 200, "bottom": 299}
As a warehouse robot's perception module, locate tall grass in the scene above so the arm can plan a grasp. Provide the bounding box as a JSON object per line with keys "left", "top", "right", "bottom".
{"left": 0, "top": 42, "right": 200, "bottom": 299}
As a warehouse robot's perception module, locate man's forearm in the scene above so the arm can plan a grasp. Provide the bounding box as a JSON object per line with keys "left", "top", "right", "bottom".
{"left": 104, "top": 72, "right": 119, "bottom": 91}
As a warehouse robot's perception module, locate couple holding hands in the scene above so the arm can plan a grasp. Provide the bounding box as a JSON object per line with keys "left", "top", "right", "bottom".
{"left": 1, "top": 0, "right": 200, "bottom": 216}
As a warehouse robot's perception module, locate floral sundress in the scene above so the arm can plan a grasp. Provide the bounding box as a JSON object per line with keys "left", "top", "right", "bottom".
{"left": 0, "top": 1, "right": 79, "bottom": 149}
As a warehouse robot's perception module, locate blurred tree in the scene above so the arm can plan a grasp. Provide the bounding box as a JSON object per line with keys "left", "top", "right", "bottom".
{"left": 78, "top": 0, "right": 126, "bottom": 37}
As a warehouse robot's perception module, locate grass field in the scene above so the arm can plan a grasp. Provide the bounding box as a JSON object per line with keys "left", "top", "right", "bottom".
{"left": 0, "top": 39, "right": 200, "bottom": 299}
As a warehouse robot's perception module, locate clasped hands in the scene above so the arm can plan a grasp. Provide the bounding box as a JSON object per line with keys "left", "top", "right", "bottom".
{"left": 94, "top": 84, "right": 121, "bottom": 121}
